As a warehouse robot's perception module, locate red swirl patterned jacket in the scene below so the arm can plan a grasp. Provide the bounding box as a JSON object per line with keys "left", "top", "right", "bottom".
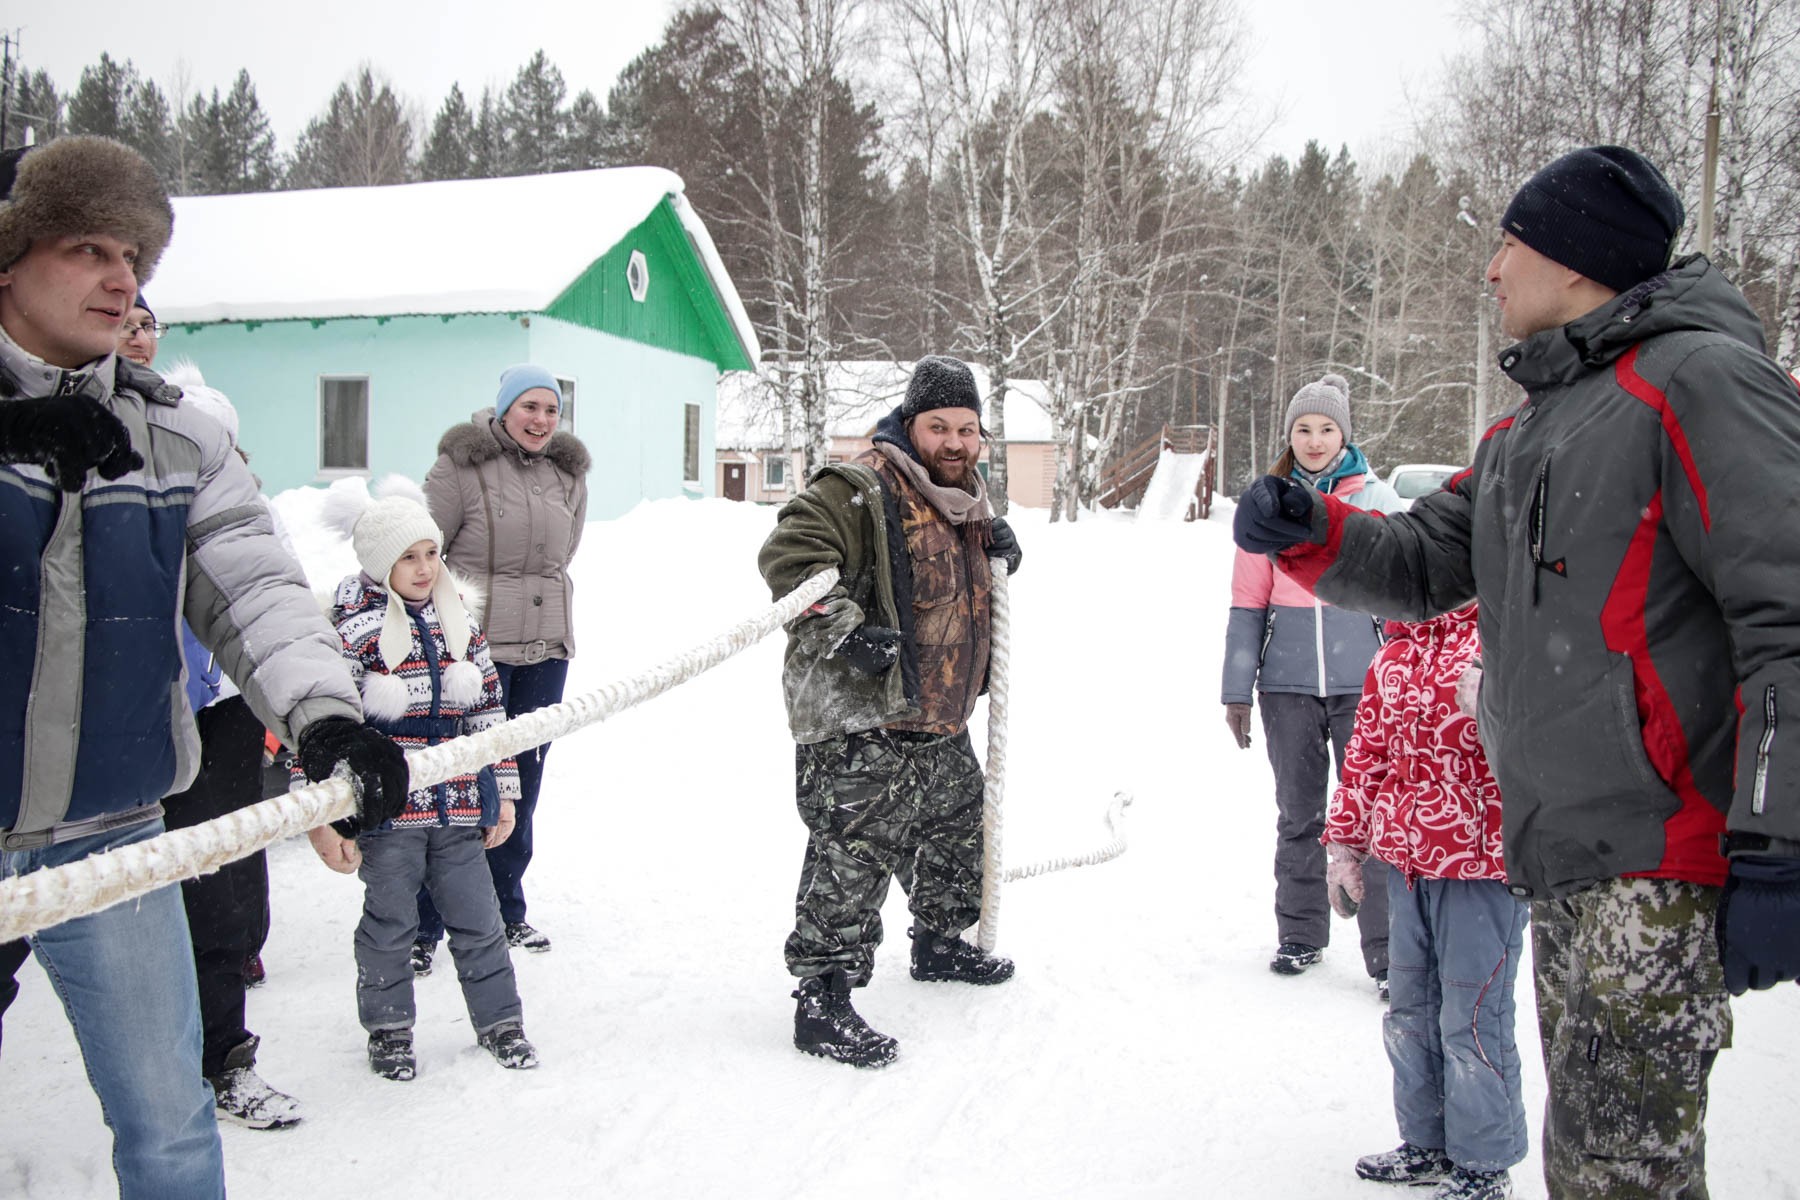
{"left": 1324, "top": 604, "right": 1506, "bottom": 882}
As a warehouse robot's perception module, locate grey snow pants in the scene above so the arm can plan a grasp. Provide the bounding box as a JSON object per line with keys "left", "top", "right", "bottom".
{"left": 1385, "top": 870, "right": 1530, "bottom": 1172}
{"left": 355, "top": 825, "right": 522, "bottom": 1036}
{"left": 1259, "top": 690, "right": 1389, "bottom": 974}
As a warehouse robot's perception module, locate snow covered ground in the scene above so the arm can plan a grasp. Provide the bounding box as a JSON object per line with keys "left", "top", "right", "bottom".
{"left": 5, "top": 497, "right": 1799, "bottom": 1199}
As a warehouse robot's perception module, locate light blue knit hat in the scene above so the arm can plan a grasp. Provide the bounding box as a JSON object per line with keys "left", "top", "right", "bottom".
{"left": 495, "top": 364, "right": 562, "bottom": 418}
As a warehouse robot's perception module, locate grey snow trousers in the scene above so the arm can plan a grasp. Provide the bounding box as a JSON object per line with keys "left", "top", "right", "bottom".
{"left": 1258, "top": 690, "right": 1389, "bottom": 974}
{"left": 1385, "top": 869, "right": 1530, "bottom": 1172}
{"left": 355, "top": 825, "right": 522, "bottom": 1035}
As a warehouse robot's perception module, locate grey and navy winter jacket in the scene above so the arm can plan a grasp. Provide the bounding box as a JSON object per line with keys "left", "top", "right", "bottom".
{"left": 1277, "top": 255, "right": 1800, "bottom": 899}
{"left": 313, "top": 574, "right": 519, "bottom": 829}
{"left": 1221, "top": 457, "right": 1400, "bottom": 705}
{"left": 0, "top": 338, "right": 360, "bottom": 849}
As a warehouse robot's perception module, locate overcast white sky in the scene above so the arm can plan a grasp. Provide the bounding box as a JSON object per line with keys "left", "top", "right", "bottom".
{"left": 9, "top": 0, "right": 1472, "bottom": 166}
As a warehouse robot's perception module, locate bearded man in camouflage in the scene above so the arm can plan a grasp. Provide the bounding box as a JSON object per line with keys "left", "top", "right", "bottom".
{"left": 758, "top": 356, "right": 1023, "bottom": 1069}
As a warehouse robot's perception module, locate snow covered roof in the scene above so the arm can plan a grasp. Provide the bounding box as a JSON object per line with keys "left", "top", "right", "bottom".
{"left": 149, "top": 166, "right": 760, "bottom": 364}
{"left": 716, "top": 361, "right": 1052, "bottom": 449}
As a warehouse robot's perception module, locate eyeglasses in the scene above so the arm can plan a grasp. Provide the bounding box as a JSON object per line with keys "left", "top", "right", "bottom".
{"left": 120, "top": 321, "right": 168, "bottom": 340}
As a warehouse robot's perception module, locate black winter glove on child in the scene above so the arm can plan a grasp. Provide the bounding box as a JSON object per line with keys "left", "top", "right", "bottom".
{"left": 297, "top": 716, "right": 411, "bottom": 836}
{"left": 987, "top": 517, "right": 1024, "bottom": 576}
{"left": 1716, "top": 854, "right": 1800, "bottom": 994}
{"left": 1232, "top": 475, "right": 1316, "bottom": 555}
{"left": 0, "top": 393, "right": 143, "bottom": 492}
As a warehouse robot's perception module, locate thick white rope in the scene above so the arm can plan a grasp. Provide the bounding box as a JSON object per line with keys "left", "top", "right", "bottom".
{"left": 977, "top": 559, "right": 1010, "bottom": 952}
{"left": 0, "top": 569, "right": 841, "bottom": 943}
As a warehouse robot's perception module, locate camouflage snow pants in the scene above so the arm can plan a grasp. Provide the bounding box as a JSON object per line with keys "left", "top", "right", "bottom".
{"left": 786, "top": 727, "right": 985, "bottom": 984}
{"left": 1532, "top": 878, "right": 1732, "bottom": 1199}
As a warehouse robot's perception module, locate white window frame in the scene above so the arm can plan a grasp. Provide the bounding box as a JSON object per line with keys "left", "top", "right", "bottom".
{"left": 318, "top": 375, "right": 370, "bottom": 476}
{"left": 762, "top": 453, "right": 787, "bottom": 491}
{"left": 556, "top": 375, "right": 577, "bottom": 434}
{"left": 683, "top": 403, "right": 701, "bottom": 483}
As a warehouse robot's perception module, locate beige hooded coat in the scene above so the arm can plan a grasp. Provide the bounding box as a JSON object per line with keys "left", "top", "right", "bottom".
{"left": 424, "top": 409, "right": 591, "bottom": 665}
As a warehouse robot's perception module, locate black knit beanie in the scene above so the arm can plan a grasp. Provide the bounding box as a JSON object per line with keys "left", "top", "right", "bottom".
{"left": 901, "top": 355, "right": 982, "bottom": 422}
{"left": 1501, "top": 146, "right": 1684, "bottom": 293}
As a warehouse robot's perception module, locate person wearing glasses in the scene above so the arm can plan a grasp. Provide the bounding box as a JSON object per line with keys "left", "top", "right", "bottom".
{"left": 117, "top": 296, "right": 166, "bottom": 367}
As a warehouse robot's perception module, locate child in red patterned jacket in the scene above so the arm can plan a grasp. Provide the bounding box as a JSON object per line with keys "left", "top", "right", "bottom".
{"left": 302, "top": 477, "right": 538, "bottom": 1081}
{"left": 1323, "top": 604, "right": 1527, "bottom": 1200}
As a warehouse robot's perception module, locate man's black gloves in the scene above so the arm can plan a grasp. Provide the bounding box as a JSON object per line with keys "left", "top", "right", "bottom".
{"left": 839, "top": 625, "right": 901, "bottom": 676}
{"left": 1232, "top": 475, "right": 1316, "bottom": 555}
{"left": 297, "top": 716, "right": 411, "bottom": 836}
{"left": 988, "top": 517, "right": 1023, "bottom": 576}
{"left": 1717, "top": 855, "right": 1800, "bottom": 993}
{"left": 0, "top": 393, "right": 143, "bottom": 492}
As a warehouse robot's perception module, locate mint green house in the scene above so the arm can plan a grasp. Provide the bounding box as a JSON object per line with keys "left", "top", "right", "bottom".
{"left": 149, "top": 167, "right": 760, "bottom": 514}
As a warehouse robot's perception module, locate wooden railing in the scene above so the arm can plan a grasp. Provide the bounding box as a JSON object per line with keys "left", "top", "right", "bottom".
{"left": 1095, "top": 423, "right": 1215, "bottom": 520}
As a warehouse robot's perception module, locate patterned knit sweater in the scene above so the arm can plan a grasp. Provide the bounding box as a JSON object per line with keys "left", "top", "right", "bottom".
{"left": 304, "top": 574, "right": 520, "bottom": 828}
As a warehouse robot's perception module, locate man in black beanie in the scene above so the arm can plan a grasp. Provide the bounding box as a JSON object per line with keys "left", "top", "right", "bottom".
{"left": 1231, "top": 144, "right": 1800, "bottom": 1199}
{"left": 755, "top": 355, "right": 1021, "bottom": 1068}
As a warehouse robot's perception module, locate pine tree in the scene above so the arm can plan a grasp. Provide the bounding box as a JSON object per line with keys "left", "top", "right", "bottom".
{"left": 65, "top": 53, "right": 134, "bottom": 140}
{"left": 288, "top": 67, "right": 413, "bottom": 189}
{"left": 470, "top": 86, "right": 507, "bottom": 178}
{"left": 180, "top": 70, "right": 279, "bottom": 195}
{"left": 503, "top": 50, "right": 568, "bottom": 175}
{"left": 420, "top": 83, "right": 476, "bottom": 181}
{"left": 564, "top": 90, "right": 609, "bottom": 170}
{"left": 6, "top": 70, "right": 64, "bottom": 150}
{"left": 125, "top": 79, "right": 177, "bottom": 185}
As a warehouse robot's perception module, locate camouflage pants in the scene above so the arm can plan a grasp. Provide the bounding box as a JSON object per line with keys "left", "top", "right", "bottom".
{"left": 786, "top": 728, "right": 985, "bottom": 984}
{"left": 1532, "top": 878, "right": 1732, "bottom": 1199}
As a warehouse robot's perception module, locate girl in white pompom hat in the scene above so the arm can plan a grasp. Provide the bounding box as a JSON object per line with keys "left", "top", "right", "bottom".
{"left": 304, "top": 475, "right": 539, "bottom": 1080}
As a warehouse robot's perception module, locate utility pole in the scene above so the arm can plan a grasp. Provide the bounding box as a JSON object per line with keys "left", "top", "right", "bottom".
{"left": 1699, "top": 0, "right": 1724, "bottom": 255}
{"left": 1458, "top": 196, "right": 1490, "bottom": 458}
{"left": 0, "top": 32, "right": 16, "bottom": 151}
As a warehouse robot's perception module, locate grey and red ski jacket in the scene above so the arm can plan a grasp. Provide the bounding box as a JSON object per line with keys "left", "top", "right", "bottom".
{"left": 1277, "top": 255, "right": 1800, "bottom": 899}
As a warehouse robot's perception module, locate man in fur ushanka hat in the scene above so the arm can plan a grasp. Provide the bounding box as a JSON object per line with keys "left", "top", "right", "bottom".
{"left": 0, "top": 136, "right": 410, "bottom": 1196}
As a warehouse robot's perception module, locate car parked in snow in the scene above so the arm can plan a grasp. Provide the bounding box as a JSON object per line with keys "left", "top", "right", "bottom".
{"left": 1384, "top": 463, "right": 1461, "bottom": 510}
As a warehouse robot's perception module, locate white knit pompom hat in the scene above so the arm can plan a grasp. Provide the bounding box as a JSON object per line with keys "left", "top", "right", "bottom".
{"left": 161, "top": 360, "right": 240, "bottom": 447}
{"left": 322, "top": 475, "right": 472, "bottom": 672}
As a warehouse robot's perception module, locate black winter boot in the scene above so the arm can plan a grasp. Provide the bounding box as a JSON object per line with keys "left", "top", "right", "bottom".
{"left": 792, "top": 970, "right": 898, "bottom": 1069}
{"left": 909, "top": 925, "right": 1015, "bottom": 985}
{"left": 367, "top": 1029, "right": 416, "bottom": 1082}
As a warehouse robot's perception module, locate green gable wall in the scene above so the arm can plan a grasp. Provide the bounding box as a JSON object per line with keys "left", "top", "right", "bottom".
{"left": 543, "top": 199, "right": 753, "bottom": 372}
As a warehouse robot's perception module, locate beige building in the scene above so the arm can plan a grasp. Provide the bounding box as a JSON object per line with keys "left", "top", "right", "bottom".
{"left": 716, "top": 362, "right": 1065, "bottom": 508}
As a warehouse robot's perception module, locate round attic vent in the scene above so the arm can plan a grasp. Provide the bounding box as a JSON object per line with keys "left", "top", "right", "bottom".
{"left": 627, "top": 250, "right": 649, "bottom": 302}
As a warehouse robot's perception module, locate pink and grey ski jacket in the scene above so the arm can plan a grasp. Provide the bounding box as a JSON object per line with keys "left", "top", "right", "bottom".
{"left": 1279, "top": 256, "right": 1800, "bottom": 899}
{"left": 1221, "top": 468, "right": 1400, "bottom": 705}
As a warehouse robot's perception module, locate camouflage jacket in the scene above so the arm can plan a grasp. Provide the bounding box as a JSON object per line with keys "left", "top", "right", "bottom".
{"left": 759, "top": 454, "right": 993, "bottom": 743}
{"left": 867, "top": 452, "right": 992, "bottom": 735}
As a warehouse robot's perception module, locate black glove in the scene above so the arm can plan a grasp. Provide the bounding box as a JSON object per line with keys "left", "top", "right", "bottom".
{"left": 987, "top": 517, "right": 1023, "bottom": 576}
{"left": 1232, "top": 475, "right": 1315, "bottom": 555}
{"left": 297, "top": 716, "right": 411, "bottom": 835}
{"left": 0, "top": 393, "right": 144, "bottom": 492}
{"left": 1717, "top": 854, "right": 1800, "bottom": 993}
{"left": 838, "top": 625, "right": 902, "bottom": 676}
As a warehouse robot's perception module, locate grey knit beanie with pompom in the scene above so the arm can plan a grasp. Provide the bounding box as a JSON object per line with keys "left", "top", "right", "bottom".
{"left": 1284, "top": 373, "right": 1352, "bottom": 446}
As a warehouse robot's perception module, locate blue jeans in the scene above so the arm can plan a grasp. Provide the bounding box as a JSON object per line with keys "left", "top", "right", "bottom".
{"left": 1384, "top": 868, "right": 1530, "bottom": 1173}
{"left": 419, "top": 657, "right": 570, "bottom": 937}
{"left": 2, "top": 819, "right": 225, "bottom": 1200}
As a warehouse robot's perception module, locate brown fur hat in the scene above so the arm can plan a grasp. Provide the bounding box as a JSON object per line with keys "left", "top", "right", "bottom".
{"left": 0, "top": 136, "right": 173, "bottom": 284}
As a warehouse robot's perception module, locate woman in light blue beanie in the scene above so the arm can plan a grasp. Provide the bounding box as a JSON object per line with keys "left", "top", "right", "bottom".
{"left": 416, "top": 364, "right": 591, "bottom": 965}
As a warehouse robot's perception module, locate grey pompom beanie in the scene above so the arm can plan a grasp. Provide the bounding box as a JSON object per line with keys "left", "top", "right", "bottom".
{"left": 1285, "top": 373, "right": 1352, "bottom": 445}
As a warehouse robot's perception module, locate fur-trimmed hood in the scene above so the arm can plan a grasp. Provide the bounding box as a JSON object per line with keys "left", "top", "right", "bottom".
{"left": 438, "top": 409, "right": 591, "bottom": 477}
